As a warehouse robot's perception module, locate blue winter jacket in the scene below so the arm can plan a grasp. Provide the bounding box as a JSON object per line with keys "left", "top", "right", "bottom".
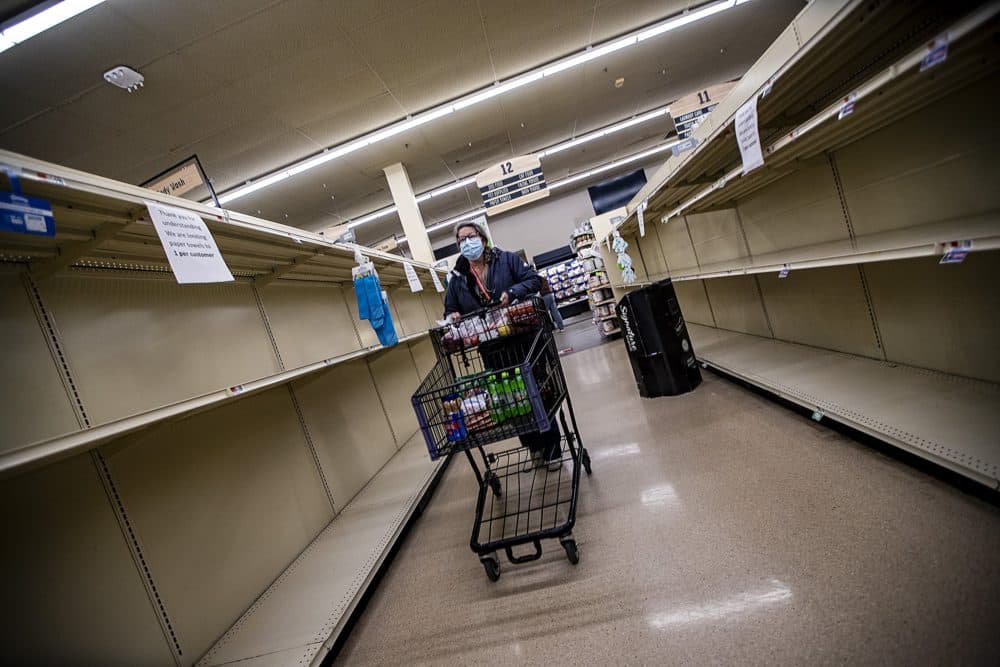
{"left": 444, "top": 247, "right": 541, "bottom": 316}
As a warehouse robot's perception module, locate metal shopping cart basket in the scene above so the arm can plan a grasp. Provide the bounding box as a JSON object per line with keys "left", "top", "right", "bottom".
{"left": 411, "top": 296, "right": 593, "bottom": 581}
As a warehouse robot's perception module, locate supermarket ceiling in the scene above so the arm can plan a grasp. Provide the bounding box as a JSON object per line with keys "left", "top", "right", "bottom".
{"left": 0, "top": 0, "right": 804, "bottom": 243}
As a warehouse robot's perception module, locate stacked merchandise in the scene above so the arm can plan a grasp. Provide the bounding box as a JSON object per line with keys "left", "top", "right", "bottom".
{"left": 538, "top": 258, "right": 588, "bottom": 305}
{"left": 571, "top": 223, "right": 620, "bottom": 337}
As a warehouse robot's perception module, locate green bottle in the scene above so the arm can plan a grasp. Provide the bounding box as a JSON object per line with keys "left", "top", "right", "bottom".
{"left": 500, "top": 372, "right": 514, "bottom": 420}
{"left": 514, "top": 368, "right": 530, "bottom": 416}
{"left": 487, "top": 374, "right": 502, "bottom": 422}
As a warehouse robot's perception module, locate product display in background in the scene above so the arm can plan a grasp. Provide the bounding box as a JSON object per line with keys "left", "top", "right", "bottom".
{"left": 573, "top": 221, "right": 620, "bottom": 338}
{"left": 537, "top": 258, "right": 588, "bottom": 304}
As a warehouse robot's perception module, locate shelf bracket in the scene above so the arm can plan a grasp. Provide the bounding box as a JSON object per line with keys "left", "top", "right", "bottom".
{"left": 31, "top": 221, "right": 126, "bottom": 279}
{"left": 254, "top": 249, "right": 322, "bottom": 287}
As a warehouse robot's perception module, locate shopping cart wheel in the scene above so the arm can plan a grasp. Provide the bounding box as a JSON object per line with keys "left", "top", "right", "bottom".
{"left": 561, "top": 539, "right": 580, "bottom": 565}
{"left": 487, "top": 472, "right": 503, "bottom": 498}
{"left": 481, "top": 554, "right": 501, "bottom": 582}
{"left": 581, "top": 449, "right": 592, "bottom": 475}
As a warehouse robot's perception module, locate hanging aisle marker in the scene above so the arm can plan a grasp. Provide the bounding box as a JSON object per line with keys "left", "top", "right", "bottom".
{"left": 735, "top": 96, "right": 764, "bottom": 175}
{"left": 145, "top": 201, "right": 234, "bottom": 284}
{"left": 476, "top": 155, "right": 548, "bottom": 215}
{"left": 404, "top": 262, "right": 424, "bottom": 292}
{"left": 430, "top": 268, "right": 444, "bottom": 293}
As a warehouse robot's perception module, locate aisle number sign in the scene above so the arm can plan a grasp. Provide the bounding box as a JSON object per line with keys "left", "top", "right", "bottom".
{"left": 476, "top": 155, "right": 548, "bottom": 216}
{"left": 669, "top": 81, "right": 737, "bottom": 140}
{"left": 146, "top": 201, "right": 234, "bottom": 284}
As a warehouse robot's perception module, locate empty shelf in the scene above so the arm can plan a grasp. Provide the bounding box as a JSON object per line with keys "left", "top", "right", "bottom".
{"left": 688, "top": 323, "right": 1000, "bottom": 487}
{"left": 197, "top": 435, "right": 444, "bottom": 666}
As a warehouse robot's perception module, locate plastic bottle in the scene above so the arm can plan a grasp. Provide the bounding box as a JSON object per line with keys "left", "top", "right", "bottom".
{"left": 500, "top": 372, "right": 514, "bottom": 420}
{"left": 514, "top": 368, "right": 530, "bottom": 416}
{"left": 487, "top": 374, "right": 502, "bottom": 423}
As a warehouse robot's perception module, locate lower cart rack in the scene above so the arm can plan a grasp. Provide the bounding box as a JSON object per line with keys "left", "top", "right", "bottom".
{"left": 467, "top": 409, "right": 592, "bottom": 581}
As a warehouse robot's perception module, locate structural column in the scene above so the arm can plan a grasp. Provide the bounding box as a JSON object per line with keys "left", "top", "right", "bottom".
{"left": 383, "top": 162, "right": 434, "bottom": 264}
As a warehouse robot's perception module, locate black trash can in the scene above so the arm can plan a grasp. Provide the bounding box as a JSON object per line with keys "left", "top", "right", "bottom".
{"left": 616, "top": 279, "right": 702, "bottom": 397}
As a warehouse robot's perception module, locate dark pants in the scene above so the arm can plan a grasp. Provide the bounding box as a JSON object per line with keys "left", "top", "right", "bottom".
{"left": 520, "top": 420, "right": 562, "bottom": 461}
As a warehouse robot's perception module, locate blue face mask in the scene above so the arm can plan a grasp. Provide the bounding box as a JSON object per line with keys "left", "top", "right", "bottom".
{"left": 460, "top": 237, "right": 485, "bottom": 260}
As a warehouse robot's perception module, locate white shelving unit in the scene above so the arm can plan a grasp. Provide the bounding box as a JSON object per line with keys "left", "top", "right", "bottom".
{"left": 593, "top": 1, "right": 1000, "bottom": 488}
{"left": 0, "top": 150, "right": 451, "bottom": 664}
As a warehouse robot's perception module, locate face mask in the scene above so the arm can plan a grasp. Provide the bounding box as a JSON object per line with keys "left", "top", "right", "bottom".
{"left": 460, "top": 237, "right": 485, "bottom": 260}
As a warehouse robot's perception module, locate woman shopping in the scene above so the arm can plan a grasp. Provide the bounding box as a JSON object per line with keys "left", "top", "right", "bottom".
{"left": 443, "top": 220, "right": 563, "bottom": 471}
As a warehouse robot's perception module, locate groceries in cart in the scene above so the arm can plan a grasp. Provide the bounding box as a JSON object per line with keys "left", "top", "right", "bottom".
{"left": 439, "top": 302, "right": 544, "bottom": 353}
{"left": 440, "top": 370, "right": 534, "bottom": 442}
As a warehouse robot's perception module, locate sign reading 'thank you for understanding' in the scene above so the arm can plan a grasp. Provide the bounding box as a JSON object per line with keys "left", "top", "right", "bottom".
{"left": 146, "top": 201, "right": 234, "bottom": 284}
{"left": 476, "top": 155, "right": 549, "bottom": 216}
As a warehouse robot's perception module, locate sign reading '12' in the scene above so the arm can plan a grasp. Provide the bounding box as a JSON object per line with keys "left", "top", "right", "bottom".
{"left": 476, "top": 155, "right": 549, "bottom": 216}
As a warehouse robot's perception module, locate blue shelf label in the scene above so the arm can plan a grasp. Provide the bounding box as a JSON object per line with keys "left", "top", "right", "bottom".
{"left": 0, "top": 192, "right": 55, "bottom": 236}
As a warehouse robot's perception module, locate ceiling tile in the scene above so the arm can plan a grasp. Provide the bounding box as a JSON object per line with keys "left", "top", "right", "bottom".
{"left": 348, "top": 0, "right": 493, "bottom": 105}
{"left": 591, "top": 0, "right": 693, "bottom": 43}
{"left": 108, "top": 0, "right": 282, "bottom": 54}
{"left": 298, "top": 91, "right": 404, "bottom": 149}
{"left": 178, "top": 0, "right": 349, "bottom": 88}
{"left": 0, "top": 110, "right": 120, "bottom": 167}
{"left": 479, "top": 0, "right": 594, "bottom": 78}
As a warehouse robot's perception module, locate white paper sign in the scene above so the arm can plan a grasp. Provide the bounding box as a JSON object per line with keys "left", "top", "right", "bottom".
{"left": 735, "top": 97, "right": 765, "bottom": 175}
{"left": 403, "top": 262, "right": 424, "bottom": 292}
{"left": 637, "top": 202, "right": 646, "bottom": 237}
{"left": 430, "top": 268, "right": 444, "bottom": 293}
{"left": 146, "top": 201, "right": 233, "bottom": 284}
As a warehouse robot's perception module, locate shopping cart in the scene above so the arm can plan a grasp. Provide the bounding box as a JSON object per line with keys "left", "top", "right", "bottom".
{"left": 412, "top": 297, "right": 592, "bottom": 581}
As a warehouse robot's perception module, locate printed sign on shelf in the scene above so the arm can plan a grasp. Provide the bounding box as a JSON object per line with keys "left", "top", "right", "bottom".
{"left": 146, "top": 201, "right": 234, "bottom": 284}
{"left": 838, "top": 94, "right": 856, "bottom": 120}
{"left": 671, "top": 137, "right": 699, "bottom": 157}
{"left": 735, "top": 96, "right": 765, "bottom": 175}
{"left": 637, "top": 202, "right": 646, "bottom": 237}
{"left": 920, "top": 35, "right": 949, "bottom": 72}
{"left": 403, "top": 262, "right": 424, "bottom": 292}
{"left": 0, "top": 191, "right": 55, "bottom": 236}
{"left": 373, "top": 235, "right": 398, "bottom": 253}
{"left": 476, "top": 155, "right": 549, "bottom": 216}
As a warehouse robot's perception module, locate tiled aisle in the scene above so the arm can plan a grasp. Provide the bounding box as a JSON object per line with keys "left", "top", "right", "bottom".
{"left": 333, "top": 342, "right": 1000, "bottom": 665}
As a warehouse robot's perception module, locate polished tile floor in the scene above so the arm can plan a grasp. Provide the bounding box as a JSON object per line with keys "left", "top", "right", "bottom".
{"left": 334, "top": 342, "right": 1000, "bottom": 665}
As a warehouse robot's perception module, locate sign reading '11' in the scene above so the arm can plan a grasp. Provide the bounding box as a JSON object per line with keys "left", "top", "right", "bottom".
{"left": 476, "top": 155, "right": 549, "bottom": 216}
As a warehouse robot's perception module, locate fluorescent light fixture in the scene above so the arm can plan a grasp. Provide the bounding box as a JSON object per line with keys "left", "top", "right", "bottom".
{"left": 288, "top": 139, "right": 370, "bottom": 176}
{"left": 638, "top": 0, "right": 735, "bottom": 42}
{"left": 217, "top": 171, "right": 291, "bottom": 204}
{"left": 0, "top": 0, "right": 106, "bottom": 53}
{"left": 347, "top": 205, "right": 398, "bottom": 229}
{"left": 453, "top": 72, "right": 544, "bottom": 110}
{"left": 549, "top": 140, "right": 676, "bottom": 191}
{"left": 213, "top": 0, "right": 738, "bottom": 205}
{"left": 541, "top": 107, "right": 669, "bottom": 157}
{"left": 541, "top": 35, "right": 637, "bottom": 77}
{"left": 430, "top": 177, "right": 477, "bottom": 198}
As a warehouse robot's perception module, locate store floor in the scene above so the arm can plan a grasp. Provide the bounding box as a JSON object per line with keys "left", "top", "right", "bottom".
{"left": 333, "top": 342, "right": 1000, "bottom": 665}
{"left": 552, "top": 312, "right": 613, "bottom": 356}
